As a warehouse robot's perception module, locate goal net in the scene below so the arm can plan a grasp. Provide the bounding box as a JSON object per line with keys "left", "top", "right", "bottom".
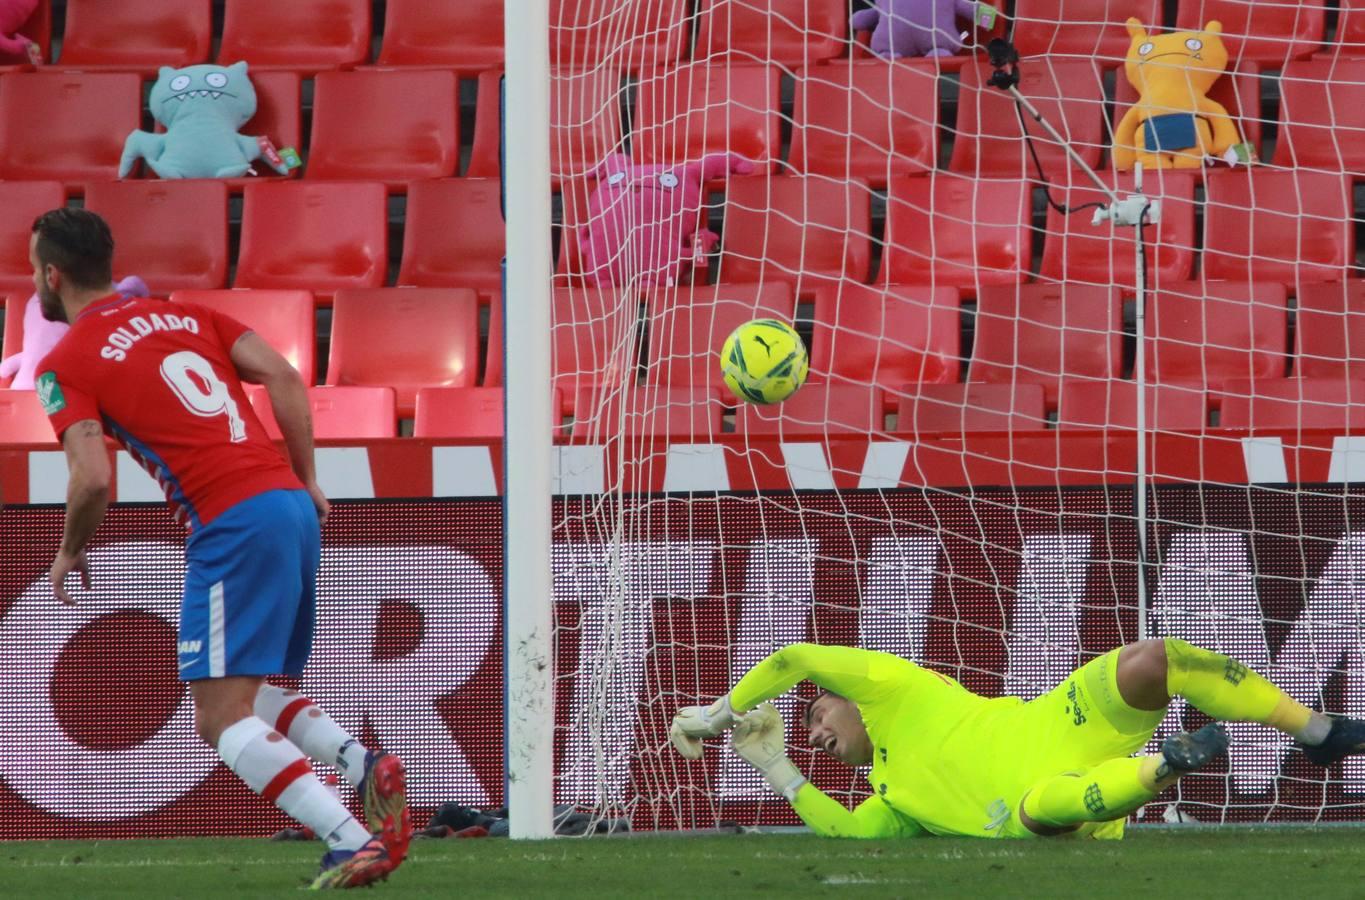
{"left": 541, "top": 0, "right": 1365, "bottom": 832}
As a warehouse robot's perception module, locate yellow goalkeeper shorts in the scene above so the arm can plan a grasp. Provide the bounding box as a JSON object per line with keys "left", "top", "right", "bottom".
{"left": 986, "top": 647, "right": 1168, "bottom": 838}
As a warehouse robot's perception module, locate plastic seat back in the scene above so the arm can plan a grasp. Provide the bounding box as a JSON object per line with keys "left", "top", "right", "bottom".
{"left": 0, "top": 181, "right": 65, "bottom": 294}
{"left": 85, "top": 181, "right": 229, "bottom": 292}
{"left": 171, "top": 289, "right": 316, "bottom": 385}
{"left": 0, "top": 73, "right": 142, "bottom": 186}
{"left": 398, "top": 179, "right": 505, "bottom": 297}
{"left": 379, "top": 0, "right": 504, "bottom": 73}
{"left": 59, "top": 0, "right": 211, "bottom": 70}
{"left": 218, "top": 0, "right": 371, "bottom": 71}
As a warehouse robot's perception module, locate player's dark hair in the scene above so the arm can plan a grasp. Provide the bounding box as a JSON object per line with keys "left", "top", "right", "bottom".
{"left": 803, "top": 690, "right": 845, "bottom": 727}
{"left": 31, "top": 208, "right": 115, "bottom": 291}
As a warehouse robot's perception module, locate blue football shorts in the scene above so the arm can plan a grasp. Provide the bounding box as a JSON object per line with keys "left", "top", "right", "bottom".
{"left": 178, "top": 489, "right": 321, "bottom": 681}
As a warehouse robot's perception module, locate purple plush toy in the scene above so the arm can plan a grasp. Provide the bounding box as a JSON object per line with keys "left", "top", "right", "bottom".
{"left": 578, "top": 152, "right": 755, "bottom": 288}
{"left": 1, "top": 276, "right": 148, "bottom": 390}
{"left": 851, "top": 0, "right": 995, "bottom": 59}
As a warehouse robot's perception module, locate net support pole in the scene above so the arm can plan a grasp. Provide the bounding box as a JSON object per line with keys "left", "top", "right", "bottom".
{"left": 1009, "top": 79, "right": 1158, "bottom": 636}
{"left": 503, "top": 0, "right": 555, "bottom": 840}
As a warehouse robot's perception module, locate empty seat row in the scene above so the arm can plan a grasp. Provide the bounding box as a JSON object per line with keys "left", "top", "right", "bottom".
{"left": 19, "top": 58, "right": 1365, "bottom": 191}
{"left": 0, "top": 179, "right": 503, "bottom": 300}
{"left": 10, "top": 0, "right": 1359, "bottom": 75}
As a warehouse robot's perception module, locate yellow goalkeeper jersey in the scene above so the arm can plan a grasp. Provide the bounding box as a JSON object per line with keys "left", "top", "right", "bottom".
{"left": 729, "top": 643, "right": 1074, "bottom": 839}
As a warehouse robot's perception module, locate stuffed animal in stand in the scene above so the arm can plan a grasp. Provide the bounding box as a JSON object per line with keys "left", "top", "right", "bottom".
{"left": 578, "top": 152, "right": 755, "bottom": 287}
{"left": 0, "top": 0, "right": 41, "bottom": 64}
{"left": 1113, "top": 18, "right": 1255, "bottom": 170}
{"left": 1, "top": 276, "right": 148, "bottom": 390}
{"left": 851, "top": 0, "right": 997, "bottom": 59}
{"left": 120, "top": 62, "right": 291, "bottom": 179}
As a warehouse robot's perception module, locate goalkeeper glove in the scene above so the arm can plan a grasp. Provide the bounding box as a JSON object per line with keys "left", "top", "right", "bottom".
{"left": 731, "top": 703, "right": 807, "bottom": 802}
{"left": 670, "top": 695, "right": 739, "bottom": 759}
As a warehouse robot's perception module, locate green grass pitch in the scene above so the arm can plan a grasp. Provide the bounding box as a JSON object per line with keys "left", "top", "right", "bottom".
{"left": 2, "top": 828, "right": 1363, "bottom": 898}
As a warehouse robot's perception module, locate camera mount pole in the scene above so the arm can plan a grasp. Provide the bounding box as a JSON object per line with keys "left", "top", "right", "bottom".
{"left": 985, "top": 38, "right": 1158, "bottom": 634}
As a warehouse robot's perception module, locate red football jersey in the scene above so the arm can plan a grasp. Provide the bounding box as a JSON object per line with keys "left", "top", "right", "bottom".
{"left": 38, "top": 293, "right": 302, "bottom": 529}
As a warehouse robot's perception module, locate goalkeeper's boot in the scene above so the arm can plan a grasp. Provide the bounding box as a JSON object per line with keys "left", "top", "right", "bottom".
{"left": 1160, "top": 723, "right": 1229, "bottom": 774}
{"left": 310, "top": 836, "right": 396, "bottom": 890}
{"left": 359, "top": 750, "right": 410, "bottom": 865}
{"left": 1299, "top": 716, "right": 1365, "bottom": 767}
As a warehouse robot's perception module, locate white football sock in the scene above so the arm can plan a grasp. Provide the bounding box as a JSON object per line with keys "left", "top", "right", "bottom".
{"left": 217, "top": 716, "right": 370, "bottom": 852}
{"left": 254, "top": 684, "right": 371, "bottom": 787}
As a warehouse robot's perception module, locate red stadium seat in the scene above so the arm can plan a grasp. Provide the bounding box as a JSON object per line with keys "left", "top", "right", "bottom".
{"left": 569, "top": 385, "right": 724, "bottom": 441}
{"left": 247, "top": 386, "right": 397, "bottom": 440}
{"left": 1220, "top": 378, "right": 1365, "bottom": 431}
{"left": 1055, "top": 380, "right": 1208, "bottom": 431}
{"left": 398, "top": 179, "right": 504, "bottom": 299}
{"left": 242, "top": 71, "right": 303, "bottom": 167}
{"left": 57, "top": 0, "right": 211, "bottom": 71}
{"left": 218, "top": 0, "right": 371, "bottom": 72}
{"left": 969, "top": 283, "right": 1121, "bottom": 409}
{"left": 0, "top": 73, "right": 142, "bottom": 186}
{"left": 810, "top": 284, "right": 960, "bottom": 395}
{"left": 466, "top": 71, "right": 504, "bottom": 179}
{"left": 234, "top": 182, "right": 388, "bottom": 302}
{"left": 307, "top": 70, "right": 459, "bottom": 187}
{"left": 734, "top": 383, "right": 885, "bottom": 437}
{"left": 881, "top": 174, "right": 1031, "bottom": 294}
{"left": 1336, "top": 0, "right": 1365, "bottom": 57}
{"left": 1039, "top": 171, "right": 1197, "bottom": 288}
{"left": 789, "top": 59, "right": 938, "bottom": 188}
{"left": 632, "top": 62, "right": 782, "bottom": 170}
{"left": 551, "top": 285, "right": 642, "bottom": 402}
{"left": 378, "top": 0, "right": 504, "bottom": 73}
{"left": 550, "top": 68, "right": 627, "bottom": 185}
{"left": 1295, "top": 281, "right": 1365, "bottom": 380}
{"left": 416, "top": 387, "right": 501, "bottom": 439}
{"left": 1112, "top": 61, "right": 1263, "bottom": 161}
{"left": 1148, "top": 281, "right": 1288, "bottom": 396}
{"left": 0, "top": 389, "right": 57, "bottom": 445}
{"left": 646, "top": 282, "right": 796, "bottom": 395}
{"left": 1175, "top": 0, "right": 1324, "bottom": 66}
{"left": 720, "top": 175, "right": 873, "bottom": 295}
{"left": 0, "top": 0, "right": 50, "bottom": 67}
{"left": 327, "top": 288, "right": 481, "bottom": 418}
{"left": 1274, "top": 58, "right": 1365, "bottom": 173}
{"left": 950, "top": 59, "right": 1105, "bottom": 178}
{"left": 1012, "top": 0, "right": 1162, "bottom": 63}
{"left": 468, "top": 68, "right": 627, "bottom": 185}
{"left": 84, "top": 181, "right": 228, "bottom": 293}
{"left": 694, "top": 0, "right": 847, "bottom": 66}
{"left": 894, "top": 383, "right": 1048, "bottom": 434}
{"left": 1202, "top": 170, "right": 1351, "bottom": 286}
{"left": 0, "top": 181, "right": 65, "bottom": 294}
{"left": 170, "top": 289, "right": 316, "bottom": 385}
{"left": 550, "top": 0, "right": 688, "bottom": 70}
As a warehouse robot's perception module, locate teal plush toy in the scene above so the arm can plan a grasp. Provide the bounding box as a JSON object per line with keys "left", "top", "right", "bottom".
{"left": 120, "top": 62, "right": 292, "bottom": 179}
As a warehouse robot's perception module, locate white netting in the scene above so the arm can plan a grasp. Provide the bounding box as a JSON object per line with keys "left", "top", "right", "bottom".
{"left": 545, "top": 0, "right": 1365, "bottom": 831}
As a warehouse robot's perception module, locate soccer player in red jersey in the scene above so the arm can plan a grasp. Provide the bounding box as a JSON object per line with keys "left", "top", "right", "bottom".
{"left": 31, "top": 209, "right": 409, "bottom": 889}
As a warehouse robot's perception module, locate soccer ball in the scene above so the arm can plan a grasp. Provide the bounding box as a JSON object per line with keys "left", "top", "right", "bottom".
{"left": 720, "top": 318, "right": 809, "bottom": 405}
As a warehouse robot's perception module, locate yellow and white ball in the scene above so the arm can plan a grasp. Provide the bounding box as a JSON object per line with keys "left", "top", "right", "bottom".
{"left": 719, "top": 318, "right": 809, "bottom": 405}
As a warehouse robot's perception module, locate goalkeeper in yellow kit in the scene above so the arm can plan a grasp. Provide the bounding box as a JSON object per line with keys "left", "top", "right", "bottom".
{"left": 670, "top": 639, "right": 1365, "bottom": 838}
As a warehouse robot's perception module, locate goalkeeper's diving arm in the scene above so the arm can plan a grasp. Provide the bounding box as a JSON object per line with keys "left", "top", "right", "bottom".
{"left": 670, "top": 643, "right": 926, "bottom": 838}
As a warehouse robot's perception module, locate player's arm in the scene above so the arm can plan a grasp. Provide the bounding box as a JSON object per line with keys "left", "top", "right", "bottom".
{"left": 52, "top": 420, "right": 110, "bottom": 604}
{"left": 730, "top": 704, "right": 926, "bottom": 838}
{"left": 671, "top": 643, "right": 921, "bottom": 756}
{"left": 228, "top": 332, "right": 328, "bottom": 522}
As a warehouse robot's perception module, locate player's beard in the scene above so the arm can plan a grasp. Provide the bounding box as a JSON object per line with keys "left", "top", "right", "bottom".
{"left": 38, "top": 284, "right": 68, "bottom": 324}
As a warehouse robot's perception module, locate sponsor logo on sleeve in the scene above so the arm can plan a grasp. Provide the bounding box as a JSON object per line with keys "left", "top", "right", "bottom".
{"left": 35, "top": 372, "right": 66, "bottom": 415}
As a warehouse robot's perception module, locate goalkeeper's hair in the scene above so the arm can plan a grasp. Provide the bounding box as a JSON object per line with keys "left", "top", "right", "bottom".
{"left": 803, "top": 690, "right": 847, "bottom": 727}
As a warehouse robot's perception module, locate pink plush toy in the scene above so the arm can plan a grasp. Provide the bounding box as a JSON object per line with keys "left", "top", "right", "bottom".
{"left": 0, "top": 0, "right": 40, "bottom": 64}
{"left": 577, "top": 152, "right": 756, "bottom": 287}
{"left": 1, "top": 275, "right": 148, "bottom": 389}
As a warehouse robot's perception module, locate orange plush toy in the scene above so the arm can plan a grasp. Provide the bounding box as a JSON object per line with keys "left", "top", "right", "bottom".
{"left": 1113, "top": 18, "right": 1254, "bottom": 170}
